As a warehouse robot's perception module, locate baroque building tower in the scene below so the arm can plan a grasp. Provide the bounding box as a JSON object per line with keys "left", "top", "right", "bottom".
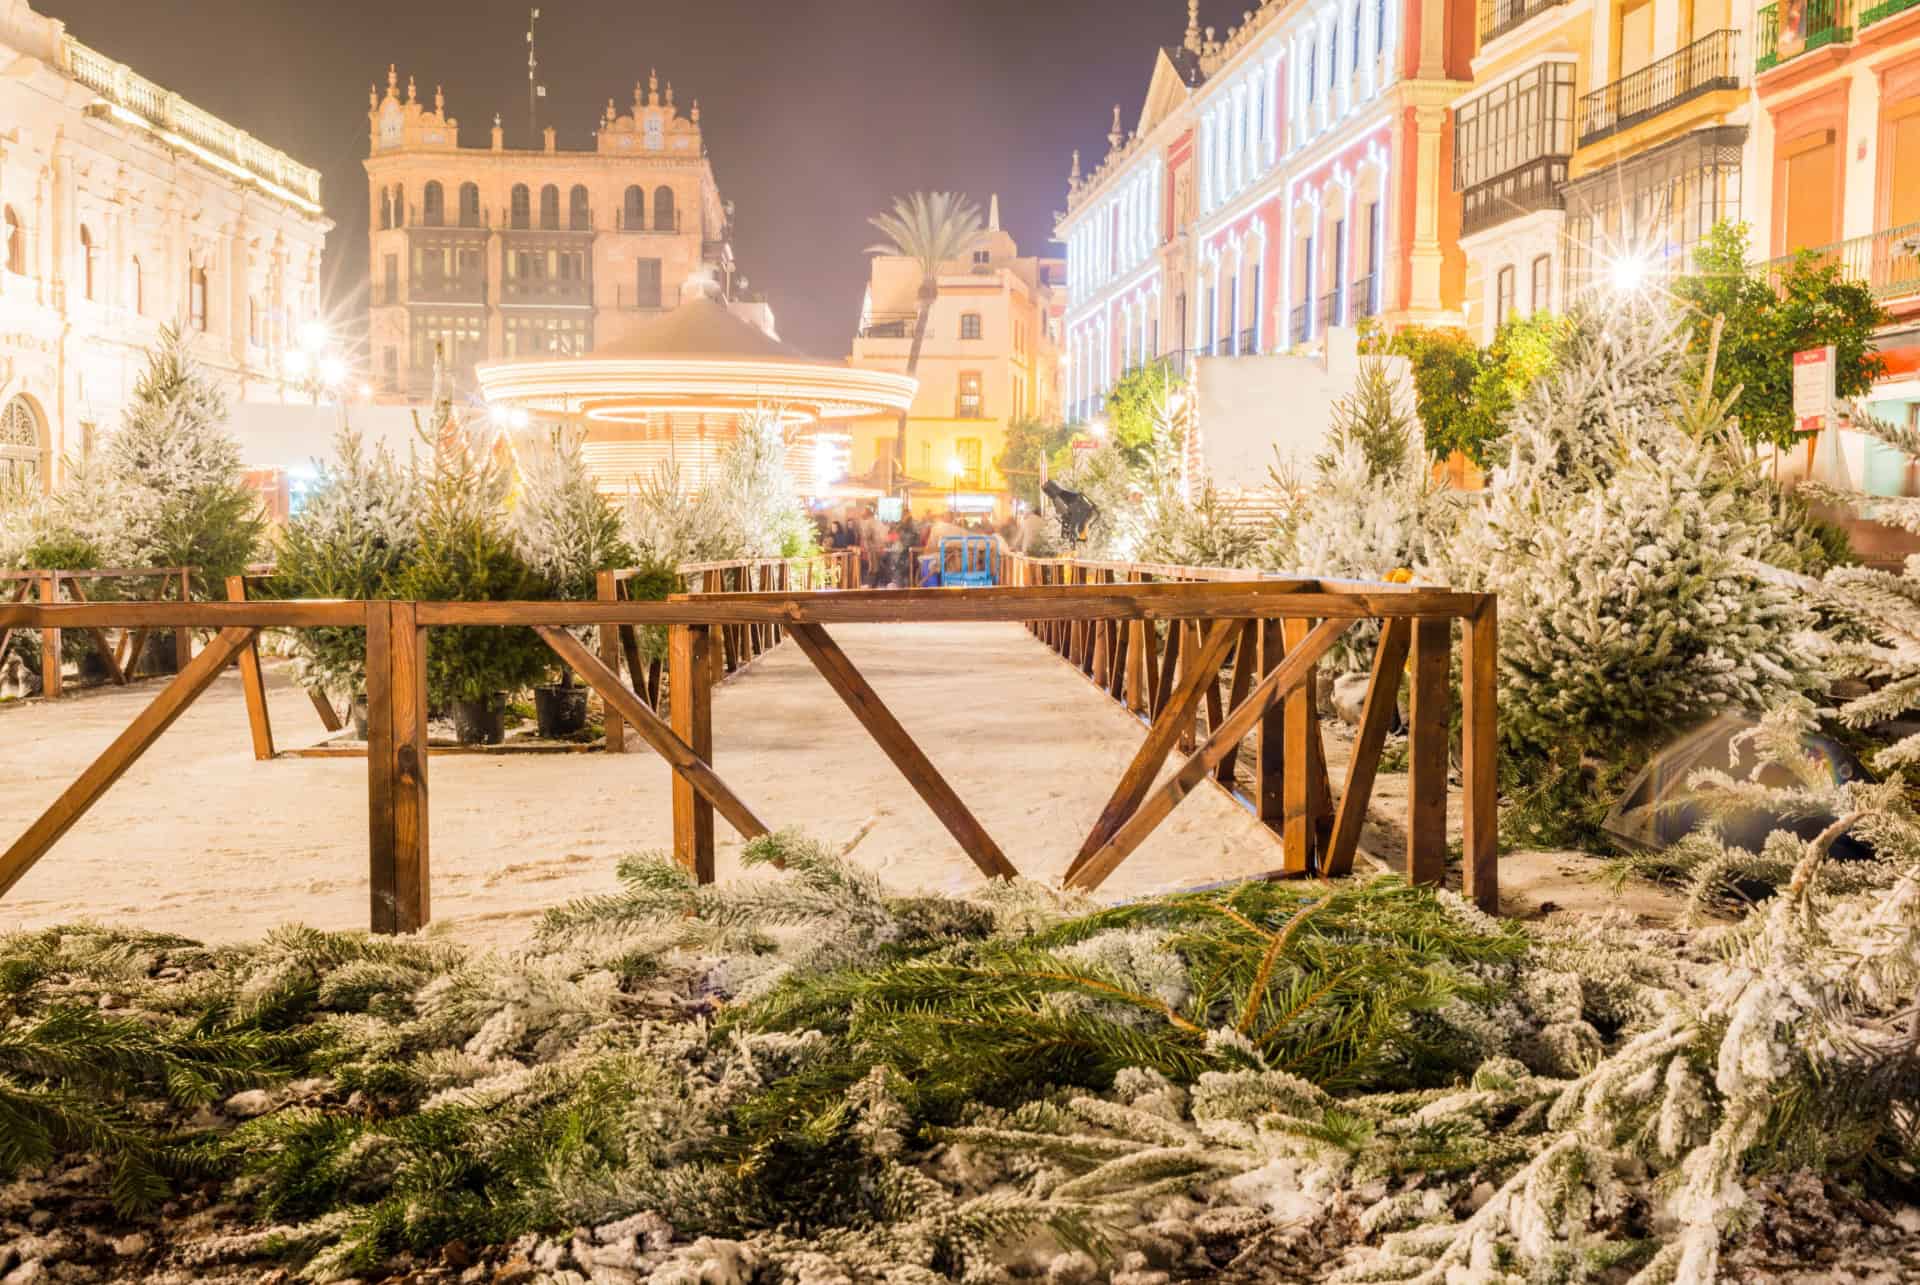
{"left": 364, "top": 67, "right": 752, "bottom": 398}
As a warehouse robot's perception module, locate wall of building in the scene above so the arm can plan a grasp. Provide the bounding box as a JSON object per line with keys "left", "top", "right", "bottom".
{"left": 0, "top": 2, "right": 329, "bottom": 492}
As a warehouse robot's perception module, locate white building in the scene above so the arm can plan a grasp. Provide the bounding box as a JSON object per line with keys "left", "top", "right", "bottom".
{"left": 0, "top": 0, "right": 330, "bottom": 493}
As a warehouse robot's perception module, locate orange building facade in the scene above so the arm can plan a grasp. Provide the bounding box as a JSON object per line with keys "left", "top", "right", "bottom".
{"left": 363, "top": 66, "right": 755, "bottom": 400}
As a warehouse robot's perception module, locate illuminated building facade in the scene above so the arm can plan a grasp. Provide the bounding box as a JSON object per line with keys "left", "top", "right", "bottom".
{"left": 365, "top": 66, "right": 755, "bottom": 401}
{"left": 1059, "top": 0, "right": 1475, "bottom": 423}
{"left": 0, "top": 1, "right": 329, "bottom": 491}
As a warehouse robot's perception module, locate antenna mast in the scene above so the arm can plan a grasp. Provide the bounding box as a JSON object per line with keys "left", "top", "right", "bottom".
{"left": 526, "top": 7, "right": 542, "bottom": 141}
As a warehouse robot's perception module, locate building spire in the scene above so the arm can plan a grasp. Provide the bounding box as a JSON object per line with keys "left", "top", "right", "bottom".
{"left": 1070, "top": 148, "right": 1081, "bottom": 184}
{"left": 1108, "top": 104, "right": 1125, "bottom": 152}
{"left": 989, "top": 193, "right": 1000, "bottom": 231}
{"left": 648, "top": 68, "right": 659, "bottom": 106}
{"left": 1184, "top": 0, "right": 1202, "bottom": 53}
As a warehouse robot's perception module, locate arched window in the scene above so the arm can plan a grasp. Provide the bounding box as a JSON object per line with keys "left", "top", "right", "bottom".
{"left": 652, "top": 185, "right": 676, "bottom": 232}
{"left": 0, "top": 396, "right": 43, "bottom": 491}
{"left": 188, "top": 266, "right": 208, "bottom": 332}
{"left": 79, "top": 224, "right": 95, "bottom": 300}
{"left": 422, "top": 181, "right": 444, "bottom": 226}
{"left": 459, "top": 182, "right": 481, "bottom": 227}
{"left": 130, "top": 255, "right": 143, "bottom": 315}
{"left": 623, "top": 185, "right": 644, "bottom": 230}
{"left": 393, "top": 184, "right": 405, "bottom": 227}
{"left": 378, "top": 189, "right": 391, "bottom": 231}
{"left": 539, "top": 184, "right": 560, "bottom": 230}
{"left": 5, "top": 206, "right": 24, "bottom": 275}
{"left": 569, "top": 184, "right": 590, "bottom": 230}
{"left": 510, "top": 184, "right": 530, "bottom": 229}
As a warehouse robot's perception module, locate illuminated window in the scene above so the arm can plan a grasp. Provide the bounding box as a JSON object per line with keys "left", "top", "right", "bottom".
{"left": 956, "top": 371, "right": 984, "bottom": 418}
{"left": 459, "top": 182, "right": 481, "bottom": 227}
{"left": 570, "top": 185, "right": 590, "bottom": 230}
{"left": 960, "top": 312, "right": 982, "bottom": 340}
{"left": 0, "top": 396, "right": 41, "bottom": 490}
{"left": 624, "top": 185, "right": 644, "bottom": 229}
{"left": 510, "top": 184, "right": 530, "bottom": 229}
{"left": 634, "top": 258, "right": 662, "bottom": 308}
{"left": 1494, "top": 264, "right": 1515, "bottom": 327}
{"left": 422, "top": 181, "right": 444, "bottom": 226}
{"left": 653, "top": 185, "right": 676, "bottom": 232}
{"left": 539, "top": 185, "right": 560, "bottom": 230}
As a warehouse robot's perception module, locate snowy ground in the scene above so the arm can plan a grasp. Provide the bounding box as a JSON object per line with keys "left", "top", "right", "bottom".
{"left": 0, "top": 621, "right": 1347, "bottom": 946}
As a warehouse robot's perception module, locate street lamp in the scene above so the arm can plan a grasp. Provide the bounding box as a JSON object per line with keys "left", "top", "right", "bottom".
{"left": 1607, "top": 252, "right": 1650, "bottom": 294}
{"left": 948, "top": 454, "right": 963, "bottom": 508}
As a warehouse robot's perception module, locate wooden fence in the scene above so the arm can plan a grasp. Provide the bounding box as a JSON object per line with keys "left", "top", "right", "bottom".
{"left": 996, "top": 554, "right": 1495, "bottom": 910}
{"left": 0, "top": 568, "right": 195, "bottom": 700}
{"left": 0, "top": 572, "right": 1494, "bottom": 934}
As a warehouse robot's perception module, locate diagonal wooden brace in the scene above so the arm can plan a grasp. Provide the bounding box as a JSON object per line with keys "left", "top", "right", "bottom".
{"left": 786, "top": 621, "right": 1018, "bottom": 881}
{"left": 1066, "top": 618, "right": 1354, "bottom": 893}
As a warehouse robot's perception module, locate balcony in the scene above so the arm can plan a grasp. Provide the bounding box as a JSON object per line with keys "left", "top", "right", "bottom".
{"left": 1760, "top": 222, "right": 1920, "bottom": 303}
{"left": 1461, "top": 156, "right": 1570, "bottom": 238}
{"left": 1477, "top": 0, "right": 1571, "bottom": 42}
{"left": 1239, "top": 327, "right": 1257, "bottom": 355}
{"left": 500, "top": 278, "right": 592, "bottom": 306}
{"left": 1318, "top": 290, "right": 1344, "bottom": 331}
{"left": 1862, "top": 0, "right": 1919, "bottom": 25}
{"left": 1755, "top": 0, "right": 1852, "bottom": 72}
{"left": 1578, "top": 31, "right": 1742, "bottom": 146}
{"left": 410, "top": 274, "right": 487, "bottom": 306}
{"left": 1352, "top": 274, "right": 1381, "bottom": 319}
{"left": 858, "top": 314, "right": 919, "bottom": 340}
{"left": 1290, "top": 301, "right": 1313, "bottom": 343}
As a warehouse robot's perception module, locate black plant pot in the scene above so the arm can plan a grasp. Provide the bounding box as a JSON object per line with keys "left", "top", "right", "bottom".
{"left": 77, "top": 648, "right": 114, "bottom": 683}
{"left": 135, "top": 633, "right": 178, "bottom": 677}
{"left": 451, "top": 694, "right": 508, "bottom": 746}
{"left": 534, "top": 684, "right": 588, "bottom": 738}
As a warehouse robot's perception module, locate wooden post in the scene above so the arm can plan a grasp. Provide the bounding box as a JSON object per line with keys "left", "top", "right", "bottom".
{"left": 174, "top": 569, "right": 193, "bottom": 669}
{"left": 1407, "top": 616, "right": 1451, "bottom": 890}
{"left": 38, "top": 573, "right": 61, "bottom": 700}
{"left": 226, "top": 576, "right": 275, "bottom": 761}
{"left": 1281, "top": 617, "right": 1315, "bottom": 875}
{"left": 1256, "top": 617, "right": 1284, "bottom": 836}
{"left": 670, "top": 623, "right": 715, "bottom": 882}
{"left": 597, "top": 570, "right": 626, "bottom": 753}
{"left": 1461, "top": 598, "right": 1499, "bottom": 912}
{"left": 366, "top": 601, "right": 429, "bottom": 934}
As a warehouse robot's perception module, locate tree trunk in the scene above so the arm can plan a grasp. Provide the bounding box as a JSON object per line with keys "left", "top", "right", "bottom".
{"left": 895, "top": 282, "right": 938, "bottom": 497}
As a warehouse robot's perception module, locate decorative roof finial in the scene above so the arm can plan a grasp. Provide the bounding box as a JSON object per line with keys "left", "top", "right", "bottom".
{"left": 605, "top": 98, "right": 616, "bottom": 124}
{"left": 1108, "top": 104, "right": 1125, "bottom": 151}
{"left": 406, "top": 74, "right": 416, "bottom": 103}
{"left": 989, "top": 193, "right": 1001, "bottom": 231}
{"left": 369, "top": 83, "right": 377, "bottom": 111}
{"left": 493, "top": 111, "right": 502, "bottom": 128}
{"left": 1184, "top": 0, "right": 1202, "bottom": 52}
{"left": 386, "top": 64, "right": 398, "bottom": 96}
{"left": 435, "top": 84, "right": 445, "bottom": 114}
{"left": 648, "top": 68, "right": 659, "bottom": 105}
{"left": 691, "top": 99, "right": 701, "bottom": 124}
{"left": 1070, "top": 148, "right": 1082, "bottom": 184}
{"left": 665, "top": 81, "right": 675, "bottom": 107}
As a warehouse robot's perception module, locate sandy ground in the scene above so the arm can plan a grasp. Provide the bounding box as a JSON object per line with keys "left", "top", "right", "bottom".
{"left": 0, "top": 622, "right": 1311, "bottom": 948}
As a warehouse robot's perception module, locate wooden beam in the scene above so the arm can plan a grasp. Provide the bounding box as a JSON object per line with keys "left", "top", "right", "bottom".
{"left": 670, "top": 624, "right": 716, "bottom": 882}
{"left": 597, "top": 571, "right": 627, "bottom": 753}
{"left": 63, "top": 580, "right": 127, "bottom": 687}
{"left": 225, "top": 576, "right": 275, "bottom": 761}
{"left": 38, "top": 573, "right": 60, "bottom": 700}
{"left": 309, "top": 687, "right": 344, "bottom": 733}
{"left": 1066, "top": 619, "right": 1241, "bottom": 880}
{"left": 366, "top": 602, "right": 429, "bottom": 933}
{"left": 1321, "top": 618, "right": 1410, "bottom": 877}
{"left": 1067, "top": 618, "right": 1355, "bottom": 892}
{"left": 1282, "top": 618, "right": 1315, "bottom": 875}
{"left": 1407, "top": 617, "right": 1451, "bottom": 890}
{"left": 536, "top": 625, "right": 770, "bottom": 844}
{"left": 787, "top": 621, "right": 1019, "bottom": 881}
{"left": 1256, "top": 618, "right": 1285, "bottom": 834}
{"left": 1461, "top": 598, "right": 1499, "bottom": 912}
{"left": 0, "top": 627, "right": 259, "bottom": 899}
{"left": 1215, "top": 620, "right": 1257, "bottom": 786}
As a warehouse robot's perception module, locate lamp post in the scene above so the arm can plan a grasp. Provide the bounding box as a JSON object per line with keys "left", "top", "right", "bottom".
{"left": 283, "top": 321, "right": 348, "bottom": 404}
{"left": 948, "top": 454, "right": 962, "bottom": 510}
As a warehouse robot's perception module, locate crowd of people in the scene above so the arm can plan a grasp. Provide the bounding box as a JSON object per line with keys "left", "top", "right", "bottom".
{"left": 812, "top": 504, "right": 1048, "bottom": 588}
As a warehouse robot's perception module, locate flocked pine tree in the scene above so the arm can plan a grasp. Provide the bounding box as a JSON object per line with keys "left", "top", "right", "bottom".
{"left": 106, "top": 325, "right": 263, "bottom": 592}
{"left": 510, "top": 426, "right": 634, "bottom": 601}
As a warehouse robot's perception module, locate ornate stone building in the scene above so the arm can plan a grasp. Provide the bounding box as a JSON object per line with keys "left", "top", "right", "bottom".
{"left": 0, "top": 0, "right": 330, "bottom": 491}
{"left": 364, "top": 67, "right": 756, "bottom": 400}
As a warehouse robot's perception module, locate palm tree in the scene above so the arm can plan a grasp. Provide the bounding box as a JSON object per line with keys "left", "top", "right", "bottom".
{"left": 866, "top": 192, "right": 986, "bottom": 494}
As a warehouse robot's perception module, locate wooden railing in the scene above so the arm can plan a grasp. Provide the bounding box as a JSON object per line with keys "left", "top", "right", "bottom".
{"left": 0, "top": 567, "right": 1495, "bottom": 935}
{"left": 1001, "top": 553, "right": 1496, "bottom": 911}
{"left": 1, "top": 568, "right": 196, "bottom": 700}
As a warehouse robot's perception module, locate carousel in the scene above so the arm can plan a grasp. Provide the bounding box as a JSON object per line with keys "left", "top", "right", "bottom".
{"left": 475, "top": 281, "right": 916, "bottom": 497}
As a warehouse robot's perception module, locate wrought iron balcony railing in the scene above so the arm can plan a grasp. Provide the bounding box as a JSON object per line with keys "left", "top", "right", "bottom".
{"left": 500, "top": 278, "right": 593, "bottom": 306}
{"left": 409, "top": 274, "right": 487, "bottom": 306}
{"left": 1755, "top": 0, "right": 1852, "bottom": 72}
{"left": 1352, "top": 274, "right": 1381, "bottom": 319}
{"left": 1861, "top": 0, "right": 1919, "bottom": 25}
{"left": 1239, "top": 327, "right": 1257, "bottom": 355}
{"left": 1290, "top": 301, "right": 1313, "bottom": 343}
{"left": 1477, "top": 0, "right": 1571, "bottom": 42}
{"left": 1578, "top": 30, "right": 1741, "bottom": 146}
{"left": 1318, "top": 289, "right": 1344, "bottom": 330}
{"left": 1461, "top": 155, "right": 1569, "bottom": 238}
{"left": 1759, "top": 222, "right": 1920, "bottom": 303}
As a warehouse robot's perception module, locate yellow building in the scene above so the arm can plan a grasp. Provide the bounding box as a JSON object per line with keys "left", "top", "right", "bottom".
{"left": 363, "top": 66, "right": 760, "bottom": 401}
{"left": 845, "top": 200, "right": 1063, "bottom": 517}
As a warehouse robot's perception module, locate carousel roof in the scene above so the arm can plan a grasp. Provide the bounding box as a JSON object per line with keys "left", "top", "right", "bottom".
{"left": 475, "top": 293, "right": 916, "bottom": 425}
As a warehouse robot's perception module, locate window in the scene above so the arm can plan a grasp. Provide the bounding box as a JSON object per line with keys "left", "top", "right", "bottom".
{"left": 653, "top": 185, "right": 676, "bottom": 232}
{"left": 383, "top": 346, "right": 398, "bottom": 389}
{"left": 4, "top": 206, "right": 22, "bottom": 275}
{"left": 130, "top": 256, "right": 142, "bottom": 314}
{"left": 1562, "top": 126, "right": 1743, "bottom": 290}
{"left": 393, "top": 185, "right": 404, "bottom": 228}
{"left": 1453, "top": 63, "right": 1577, "bottom": 236}
{"left": 422, "top": 181, "right": 444, "bottom": 226}
{"left": 413, "top": 310, "right": 487, "bottom": 373}
{"left": 1228, "top": 276, "right": 1240, "bottom": 352}
{"left": 188, "top": 266, "right": 208, "bottom": 332}
{"left": 1305, "top": 45, "right": 1317, "bottom": 111}
{"left": 960, "top": 312, "right": 982, "bottom": 340}
{"left": 0, "top": 396, "right": 41, "bottom": 490}
{"left": 383, "top": 253, "right": 399, "bottom": 303}
{"left": 1531, "top": 254, "right": 1551, "bottom": 313}
{"left": 1352, "top": 1, "right": 1363, "bottom": 70}
{"left": 1250, "top": 265, "right": 1263, "bottom": 347}
{"left": 539, "top": 184, "right": 560, "bottom": 230}
{"left": 955, "top": 436, "right": 983, "bottom": 484}
{"left": 624, "top": 185, "right": 645, "bottom": 230}
{"left": 459, "top": 182, "right": 481, "bottom": 227}
{"left": 378, "top": 188, "right": 391, "bottom": 231}
{"left": 634, "top": 257, "right": 662, "bottom": 308}
{"left": 510, "top": 184, "right": 531, "bottom": 229}
{"left": 1783, "top": 131, "right": 1839, "bottom": 253}
{"left": 504, "top": 314, "right": 591, "bottom": 357}
{"left": 1375, "top": 0, "right": 1386, "bottom": 55}
{"left": 1329, "top": 24, "right": 1339, "bottom": 93}
{"left": 79, "top": 225, "right": 95, "bottom": 300}
{"left": 1332, "top": 218, "right": 1347, "bottom": 313}
{"left": 1494, "top": 264, "right": 1516, "bottom": 327}
{"left": 956, "top": 371, "right": 984, "bottom": 418}
{"left": 249, "top": 295, "right": 262, "bottom": 346}
{"left": 569, "top": 185, "right": 590, "bottom": 230}
{"left": 973, "top": 249, "right": 991, "bottom": 265}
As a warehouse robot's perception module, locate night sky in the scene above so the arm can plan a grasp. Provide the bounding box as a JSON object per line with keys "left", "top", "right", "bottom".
{"left": 38, "top": 0, "right": 1248, "bottom": 360}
